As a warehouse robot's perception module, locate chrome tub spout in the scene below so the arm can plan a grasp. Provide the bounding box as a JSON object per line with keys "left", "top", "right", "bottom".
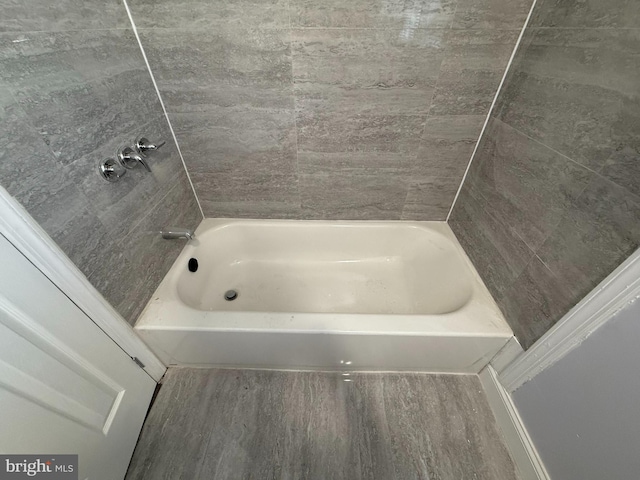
{"left": 161, "top": 229, "right": 195, "bottom": 241}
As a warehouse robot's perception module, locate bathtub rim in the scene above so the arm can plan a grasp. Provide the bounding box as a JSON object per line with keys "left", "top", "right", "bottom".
{"left": 136, "top": 218, "right": 512, "bottom": 338}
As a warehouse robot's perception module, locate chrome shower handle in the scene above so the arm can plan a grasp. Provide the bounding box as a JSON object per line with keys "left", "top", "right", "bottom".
{"left": 98, "top": 158, "right": 127, "bottom": 182}
{"left": 117, "top": 146, "right": 151, "bottom": 172}
{"left": 135, "top": 136, "right": 166, "bottom": 155}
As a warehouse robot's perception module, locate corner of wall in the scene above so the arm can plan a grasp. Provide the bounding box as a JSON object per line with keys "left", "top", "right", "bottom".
{"left": 445, "top": 0, "right": 540, "bottom": 223}
{"left": 121, "top": 0, "right": 205, "bottom": 220}
{"left": 479, "top": 365, "right": 550, "bottom": 480}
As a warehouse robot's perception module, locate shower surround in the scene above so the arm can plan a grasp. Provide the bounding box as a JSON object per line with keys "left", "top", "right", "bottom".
{"left": 129, "top": 0, "right": 532, "bottom": 220}
{"left": 0, "top": 0, "right": 532, "bottom": 327}
{"left": 450, "top": 0, "right": 640, "bottom": 348}
{"left": 0, "top": 1, "right": 202, "bottom": 324}
{"left": 4, "top": 0, "right": 637, "bottom": 357}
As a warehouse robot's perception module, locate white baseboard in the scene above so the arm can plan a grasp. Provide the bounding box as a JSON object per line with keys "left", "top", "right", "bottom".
{"left": 479, "top": 365, "right": 550, "bottom": 480}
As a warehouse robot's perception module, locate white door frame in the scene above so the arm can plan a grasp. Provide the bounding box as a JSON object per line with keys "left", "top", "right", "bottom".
{"left": 0, "top": 186, "right": 166, "bottom": 381}
{"left": 500, "top": 246, "right": 640, "bottom": 392}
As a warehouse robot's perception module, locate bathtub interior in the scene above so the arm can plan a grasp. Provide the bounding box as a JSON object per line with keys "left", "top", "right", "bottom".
{"left": 176, "top": 221, "right": 474, "bottom": 315}
{"left": 135, "top": 219, "right": 514, "bottom": 372}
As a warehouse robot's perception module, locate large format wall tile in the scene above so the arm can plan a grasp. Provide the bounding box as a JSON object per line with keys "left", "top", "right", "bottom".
{"left": 133, "top": 0, "right": 530, "bottom": 219}
{"left": 466, "top": 119, "right": 595, "bottom": 251}
{"left": 193, "top": 172, "right": 300, "bottom": 210}
{"left": 415, "top": 115, "right": 484, "bottom": 177}
{"left": 401, "top": 177, "right": 460, "bottom": 220}
{"left": 138, "top": 27, "right": 293, "bottom": 110}
{"left": 0, "top": 31, "right": 143, "bottom": 88}
{"left": 0, "top": 11, "right": 201, "bottom": 324}
{"left": 169, "top": 110, "right": 296, "bottom": 177}
{"left": 0, "top": 30, "right": 164, "bottom": 166}
{"left": 497, "top": 255, "right": 575, "bottom": 349}
{"left": 536, "top": 176, "right": 640, "bottom": 302}
{"left": 116, "top": 175, "right": 203, "bottom": 321}
{"left": 429, "top": 30, "right": 518, "bottom": 115}
{"left": 450, "top": 183, "right": 535, "bottom": 298}
{"left": 452, "top": 0, "right": 533, "bottom": 30}
{"left": 69, "top": 115, "right": 187, "bottom": 239}
{"left": 291, "top": 27, "right": 442, "bottom": 178}
{"left": 198, "top": 199, "right": 302, "bottom": 219}
{"left": 300, "top": 173, "right": 408, "bottom": 220}
{"left": 528, "top": 0, "right": 640, "bottom": 29}
{"left": 291, "top": 28, "right": 445, "bottom": 116}
{"left": 127, "top": 0, "right": 290, "bottom": 29}
{"left": 0, "top": 0, "right": 126, "bottom": 33}
{"left": 296, "top": 114, "right": 426, "bottom": 155}
{"left": 298, "top": 151, "right": 413, "bottom": 176}
{"left": 137, "top": 23, "right": 297, "bottom": 218}
{"left": 16, "top": 72, "right": 161, "bottom": 165}
{"left": 0, "top": 88, "right": 77, "bottom": 226}
{"left": 290, "top": 0, "right": 457, "bottom": 29}
{"left": 451, "top": 0, "right": 640, "bottom": 349}
{"left": 495, "top": 28, "right": 640, "bottom": 171}
{"left": 453, "top": 121, "right": 640, "bottom": 348}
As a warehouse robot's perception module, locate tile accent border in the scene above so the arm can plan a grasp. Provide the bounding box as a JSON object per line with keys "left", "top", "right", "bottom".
{"left": 446, "top": 0, "right": 540, "bottom": 221}
{"left": 479, "top": 365, "right": 550, "bottom": 480}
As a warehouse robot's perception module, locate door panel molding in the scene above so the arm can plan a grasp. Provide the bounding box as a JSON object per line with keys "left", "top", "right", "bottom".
{"left": 0, "top": 186, "right": 165, "bottom": 380}
{"left": 0, "top": 232, "right": 157, "bottom": 479}
{"left": 0, "top": 294, "right": 125, "bottom": 434}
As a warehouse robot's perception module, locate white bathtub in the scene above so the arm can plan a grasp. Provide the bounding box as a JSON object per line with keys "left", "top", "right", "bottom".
{"left": 135, "top": 219, "right": 513, "bottom": 373}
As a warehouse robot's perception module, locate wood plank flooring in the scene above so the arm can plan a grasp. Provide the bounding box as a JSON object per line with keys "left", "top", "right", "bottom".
{"left": 126, "top": 369, "right": 519, "bottom": 480}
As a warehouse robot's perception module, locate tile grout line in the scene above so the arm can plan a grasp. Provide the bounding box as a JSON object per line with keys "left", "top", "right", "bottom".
{"left": 399, "top": 179, "right": 413, "bottom": 220}
{"left": 3, "top": 26, "right": 638, "bottom": 34}
{"left": 450, "top": 0, "right": 460, "bottom": 31}
{"left": 121, "top": 0, "right": 205, "bottom": 220}
{"left": 3, "top": 85, "right": 63, "bottom": 171}
{"left": 461, "top": 184, "right": 537, "bottom": 259}
{"left": 497, "top": 119, "right": 601, "bottom": 176}
{"left": 396, "top": 0, "right": 460, "bottom": 221}
{"left": 493, "top": 118, "right": 640, "bottom": 216}
{"left": 500, "top": 119, "right": 640, "bottom": 213}
{"left": 87, "top": 113, "right": 181, "bottom": 253}
{"left": 128, "top": 26, "right": 533, "bottom": 32}
{"left": 445, "top": 0, "right": 540, "bottom": 223}
{"left": 118, "top": 180, "right": 183, "bottom": 248}
{"left": 286, "top": 0, "right": 303, "bottom": 212}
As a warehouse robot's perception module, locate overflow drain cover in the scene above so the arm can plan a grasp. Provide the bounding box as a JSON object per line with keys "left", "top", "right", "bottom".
{"left": 224, "top": 290, "right": 238, "bottom": 301}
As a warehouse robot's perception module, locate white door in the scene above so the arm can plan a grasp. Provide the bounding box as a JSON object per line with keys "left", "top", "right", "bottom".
{"left": 0, "top": 233, "right": 157, "bottom": 480}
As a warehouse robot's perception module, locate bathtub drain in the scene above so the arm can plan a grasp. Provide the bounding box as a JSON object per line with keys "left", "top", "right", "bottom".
{"left": 224, "top": 290, "right": 238, "bottom": 301}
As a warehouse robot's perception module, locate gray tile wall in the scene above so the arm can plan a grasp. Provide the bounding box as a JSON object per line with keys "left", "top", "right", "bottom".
{"left": 128, "top": 0, "right": 531, "bottom": 220}
{"left": 0, "top": 2, "right": 202, "bottom": 324}
{"left": 450, "top": 0, "right": 640, "bottom": 348}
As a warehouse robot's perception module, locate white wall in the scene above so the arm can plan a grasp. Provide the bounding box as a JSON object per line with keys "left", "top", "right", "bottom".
{"left": 512, "top": 296, "right": 640, "bottom": 480}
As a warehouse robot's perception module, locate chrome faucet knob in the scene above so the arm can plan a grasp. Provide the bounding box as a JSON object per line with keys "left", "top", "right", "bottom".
{"left": 98, "top": 158, "right": 126, "bottom": 182}
{"left": 117, "top": 146, "right": 151, "bottom": 172}
{"left": 135, "top": 136, "right": 166, "bottom": 156}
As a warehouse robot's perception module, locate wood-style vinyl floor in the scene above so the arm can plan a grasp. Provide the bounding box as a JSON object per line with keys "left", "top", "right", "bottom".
{"left": 126, "top": 369, "right": 520, "bottom": 480}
